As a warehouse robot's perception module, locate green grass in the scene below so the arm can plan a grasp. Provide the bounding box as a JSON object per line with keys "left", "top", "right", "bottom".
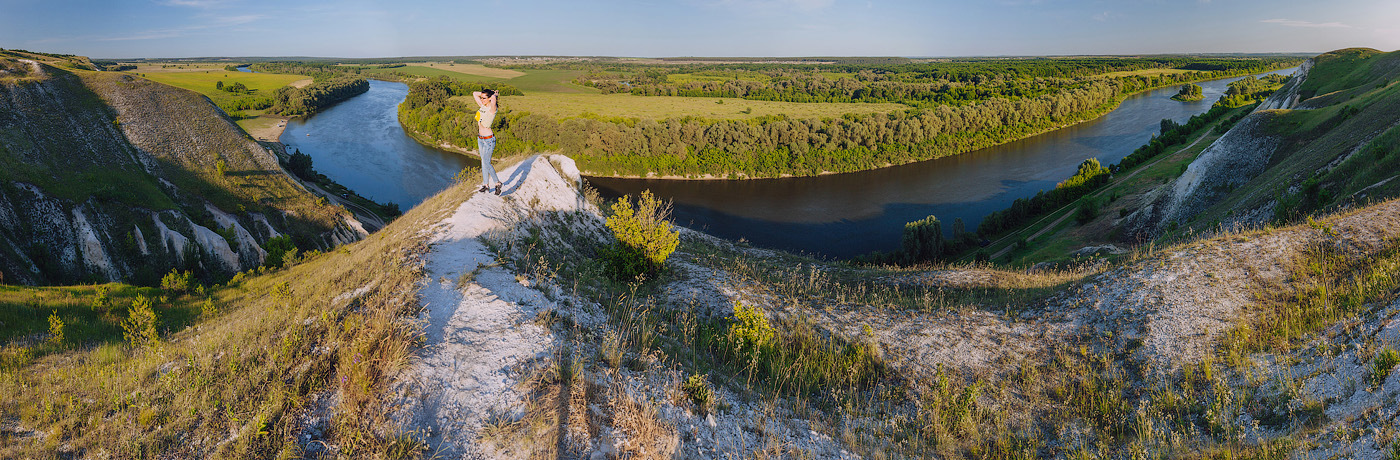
{"left": 1298, "top": 48, "right": 1389, "bottom": 99}
{"left": 477, "top": 92, "right": 909, "bottom": 121}
{"left": 0, "top": 284, "right": 186, "bottom": 356}
{"left": 504, "top": 69, "right": 593, "bottom": 94}
{"left": 126, "top": 69, "right": 308, "bottom": 109}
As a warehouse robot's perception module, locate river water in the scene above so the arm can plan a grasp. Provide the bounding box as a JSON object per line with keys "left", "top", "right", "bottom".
{"left": 280, "top": 80, "right": 474, "bottom": 210}
{"left": 589, "top": 67, "right": 1298, "bottom": 258}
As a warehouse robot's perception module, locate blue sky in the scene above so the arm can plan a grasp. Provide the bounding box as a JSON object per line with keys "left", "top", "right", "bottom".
{"left": 2, "top": 0, "right": 1398, "bottom": 58}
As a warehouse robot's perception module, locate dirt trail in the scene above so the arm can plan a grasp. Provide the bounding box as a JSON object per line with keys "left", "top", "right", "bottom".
{"left": 391, "top": 155, "right": 595, "bottom": 458}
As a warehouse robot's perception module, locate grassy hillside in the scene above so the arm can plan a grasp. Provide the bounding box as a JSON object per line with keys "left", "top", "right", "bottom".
{"left": 0, "top": 50, "right": 351, "bottom": 285}
{"left": 980, "top": 49, "right": 1400, "bottom": 267}
{"left": 0, "top": 181, "right": 472, "bottom": 458}
{"left": 1184, "top": 49, "right": 1400, "bottom": 232}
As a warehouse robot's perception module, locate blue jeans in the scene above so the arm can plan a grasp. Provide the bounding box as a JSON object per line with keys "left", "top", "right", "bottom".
{"left": 477, "top": 136, "right": 501, "bottom": 186}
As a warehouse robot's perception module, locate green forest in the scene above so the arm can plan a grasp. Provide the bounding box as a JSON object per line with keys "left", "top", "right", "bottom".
{"left": 266, "top": 77, "right": 370, "bottom": 116}
{"left": 398, "top": 56, "right": 1298, "bottom": 178}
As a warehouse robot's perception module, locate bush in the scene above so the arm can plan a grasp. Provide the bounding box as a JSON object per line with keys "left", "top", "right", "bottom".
{"left": 92, "top": 286, "right": 113, "bottom": 314}
{"left": 161, "top": 269, "right": 193, "bottom": 293}
{"left": 682, "top": 374, "right": 715, "bottom": 414}
{"left": 603, "top": 190, "right": 679, "bottom": 280}
{"left": 263, "top": 235, "right": 297, "bottom": 268}
{"left": 1372, "top": 348, "right": 1400, "bottom": 386}
{"left": 728, "top": 301, "right": 775, "bottom": 368}
{"left": 47, "top": 311, "right": 64, "bottom": 346}
{"left": 1075, "top": 200, "right": 1100, "bottom": 225}
{"left": 121, "top": 296, "right": 159, "bottom": 348}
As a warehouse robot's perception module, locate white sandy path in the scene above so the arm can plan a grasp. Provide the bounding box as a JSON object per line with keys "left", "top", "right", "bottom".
{"left": 393, "top": 155, "right": 593, "bottom": 457}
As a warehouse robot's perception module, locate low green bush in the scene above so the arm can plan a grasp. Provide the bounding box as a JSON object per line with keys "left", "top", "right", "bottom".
{"left": 603, "top": 190, "right": 678, "bottom": 280}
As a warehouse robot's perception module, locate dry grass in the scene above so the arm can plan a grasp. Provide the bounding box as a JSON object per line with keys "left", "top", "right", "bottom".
{"left": 0, "top": 158, "right": 490, "bottom": 458}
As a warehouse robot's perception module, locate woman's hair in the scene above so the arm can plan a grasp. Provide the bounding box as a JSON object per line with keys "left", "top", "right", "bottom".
{"left": 481, "top": 89, "right": 496, "bottom": 98}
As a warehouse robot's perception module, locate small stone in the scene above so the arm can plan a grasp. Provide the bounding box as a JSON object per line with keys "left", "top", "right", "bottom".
{"left": 706, "top": 414, "right": 717, "bottom": 427}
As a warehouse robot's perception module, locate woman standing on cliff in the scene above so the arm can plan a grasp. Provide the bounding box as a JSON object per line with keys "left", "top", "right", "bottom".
{"left": 473, "top": 89, "right": 503, "bottom": 195}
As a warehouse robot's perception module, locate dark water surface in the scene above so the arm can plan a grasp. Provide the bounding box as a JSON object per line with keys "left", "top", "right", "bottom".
{"left": 280, "top": 80, "right": 475, "bottom": 210}
{"left": 588, "top": 67, "right": 1298, "bottom": 258}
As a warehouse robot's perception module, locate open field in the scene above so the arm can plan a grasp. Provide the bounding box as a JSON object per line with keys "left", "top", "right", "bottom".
{"left": 417, "top": 62, "right": 525, "bottom": 78}
{"left": 364, "top": 65, "right": 512, "bottom": 82}
{"left": 471, "top": 91, "right": 911, "bottom": 120}
{"left": 123, "top": 68, "right": 308, "bottom": 108}
{"left": 1100, "top": 68, "right": 1196, "bottom": 78}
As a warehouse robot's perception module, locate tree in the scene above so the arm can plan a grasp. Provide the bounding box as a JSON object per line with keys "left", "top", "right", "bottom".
{"left": 216, "top": 80, "right": 224, "bottom": 90}
{"left": 287, "top": 150, "right": 314, "bottom": 179}
{"left": 901, "top": 215, "right": 944, "bottom": 263}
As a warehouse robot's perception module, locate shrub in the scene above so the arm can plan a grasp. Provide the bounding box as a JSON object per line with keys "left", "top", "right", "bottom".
{"left": 47, "top": 311, "right": 64, "bottom": 345}
{"left": 681, "top": 374, "right": 714, "bottom": 414}
{"left": 263, "top": 235, "right": 297, "bottom": 268}
{"left": 1075, "top": 199, "right": 1100, "bottom": 225}
{"left": 121, "top": 296, "right": 159, "bottom": 348}
{"left": 728, "top": 301, "right": 775, "bottom": 367}
{"left": 160, "top": 269, "right": 192, "bottom": 293}
{"left": 1372, "top": 348, "right": 1400, "bottom": 386}
{"left": 603, "top": 190, "right": 679, "bottom": 280}
{"left": 92, "top": 285, "right": 113, "bottom": 314}
{"left": 454, "top": 166, "right": 481, "bottom": 185}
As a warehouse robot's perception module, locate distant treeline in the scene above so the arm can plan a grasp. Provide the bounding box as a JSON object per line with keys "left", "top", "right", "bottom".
{"left": 247, "top": 62, "right": 405, "bottom": 78}
{"left": 266, "top": 77, "right": 370, "bottom": 116}
{"left": 570, "top": 57, "right": 1298, "bottom": 107}
{"left": 398, "top": 77, "right": 523, "bottom": 148}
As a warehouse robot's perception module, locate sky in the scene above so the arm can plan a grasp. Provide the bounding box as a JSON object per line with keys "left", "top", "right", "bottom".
{"left": 2, "top": 0, "right": 1398, "bottom": 59}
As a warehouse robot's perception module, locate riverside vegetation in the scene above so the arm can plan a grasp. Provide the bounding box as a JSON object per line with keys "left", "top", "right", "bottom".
{"left": 394, "top": 55, "right": 1298, "bottom": 178}
{"left": 4, "top": 48, "right": 1400, "bottom": 460}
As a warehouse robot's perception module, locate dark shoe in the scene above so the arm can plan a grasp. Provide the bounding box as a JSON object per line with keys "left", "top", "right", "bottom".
{"left": 477, "top": 185, "right": 488, "bottom": 193}
{"left": 493, "top": 184, "right": 502, "bottom": 195}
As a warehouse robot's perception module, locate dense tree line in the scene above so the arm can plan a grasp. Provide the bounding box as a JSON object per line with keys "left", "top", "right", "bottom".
{"left": 976, "top": 158, "right": 1111, "bottom": 236}
{"left": 567, "top": 57, "right": 1297, "bottom": 107}
{"left": 266, "top": 77, "right": 369, "bottom": 116}
{"left": 247, "top": 62, "right": 403, "bottom": 79}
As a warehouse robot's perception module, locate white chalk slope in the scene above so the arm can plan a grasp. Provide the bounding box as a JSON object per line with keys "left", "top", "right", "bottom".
{"left": 392, "top": 155, "right": 592, "bottom": 456}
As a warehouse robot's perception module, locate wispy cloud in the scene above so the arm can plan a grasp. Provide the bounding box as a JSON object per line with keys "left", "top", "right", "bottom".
{"left": 99, "top": 14, "right": 262, "bottom": 41}
{"left": 156, "top": 0, "right": 231, "bottom": 8}
{"left": 1261, "top": 18, "right": 1350, "bottom": 28}
{"left": 1092, "top": 11, "right": 1110, "bottom": 22}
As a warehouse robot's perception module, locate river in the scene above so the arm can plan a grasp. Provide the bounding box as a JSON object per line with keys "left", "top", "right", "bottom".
{"left": 280, "top": 68, "right": 1294, "bottom": 258}
{"left": 588, "top": 67, "right": 1298, "bottom": 258}
{"left": 280, "top": 80, "right": 474, "bottom": 210}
